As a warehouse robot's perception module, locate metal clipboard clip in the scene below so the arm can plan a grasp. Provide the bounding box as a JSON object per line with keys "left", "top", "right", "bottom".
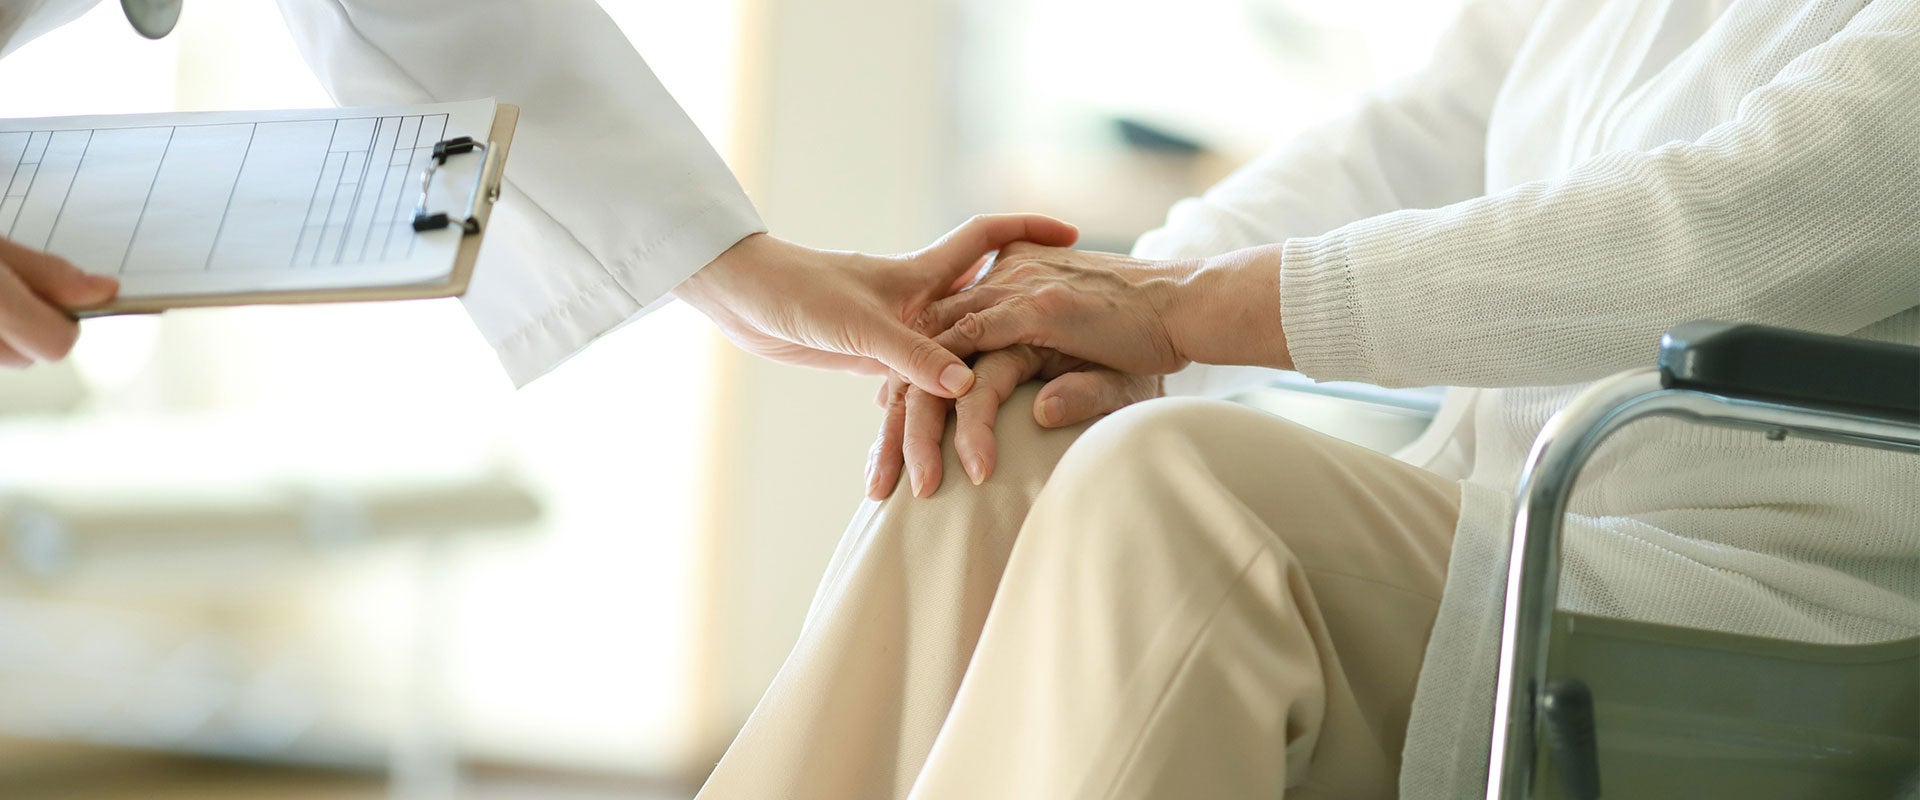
{"left": 411, "top": 135, "right": 504, "bottom": 235}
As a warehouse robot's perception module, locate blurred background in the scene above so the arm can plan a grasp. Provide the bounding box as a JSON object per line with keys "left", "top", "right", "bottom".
{"left": 0, "top": 0, "right": 1459, "bottom": 796}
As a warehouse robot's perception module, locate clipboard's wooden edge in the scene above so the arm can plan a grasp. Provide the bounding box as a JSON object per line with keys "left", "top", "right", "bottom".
{"left": 83, "top": 103, "right": 520, "bottom": 317}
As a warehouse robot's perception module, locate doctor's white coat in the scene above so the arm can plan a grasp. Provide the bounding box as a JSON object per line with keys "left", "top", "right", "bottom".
{"left": 1, "top": 0, "right": 766, "bottom": 386}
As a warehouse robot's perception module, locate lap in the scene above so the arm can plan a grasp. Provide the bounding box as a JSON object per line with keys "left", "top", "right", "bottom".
{"left": 1033, "top": 394, "right": 1463, "bottom": 600}
{"left": 909, "top": 395, "right": 1466, "bottom": 798}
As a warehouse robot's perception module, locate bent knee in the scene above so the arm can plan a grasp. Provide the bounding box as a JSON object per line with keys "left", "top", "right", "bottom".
{"left": 1056, "top": 397, "right": 1272, "bottom": 475}
{"left": 1041, "top": 396, "right": 1357, "bottom": 515}
{"left": 1015, "top": 398, "right": 1288, "bottom": 568}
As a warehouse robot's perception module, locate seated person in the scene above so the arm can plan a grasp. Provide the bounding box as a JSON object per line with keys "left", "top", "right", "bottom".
{"left": 697, "top": 1, "right": 1920, "bottom": 798}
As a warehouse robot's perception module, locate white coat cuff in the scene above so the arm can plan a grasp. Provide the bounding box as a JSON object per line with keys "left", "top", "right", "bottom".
{"left": 486, "top": 194, "right": 764, "bottom": 386}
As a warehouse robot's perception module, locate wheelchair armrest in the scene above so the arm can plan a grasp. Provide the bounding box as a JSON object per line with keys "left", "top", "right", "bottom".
{"left": 1658, "top": 321, "right": 1920, "bottom": 420}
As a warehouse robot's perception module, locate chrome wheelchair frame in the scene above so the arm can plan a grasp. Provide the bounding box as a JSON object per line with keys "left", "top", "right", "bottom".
{"left": 1484, "top": 321, "right": 1920, "bottom": 799}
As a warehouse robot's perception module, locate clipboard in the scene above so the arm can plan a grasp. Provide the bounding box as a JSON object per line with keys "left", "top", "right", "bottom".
{"left": 0, "top": 101, "right": 517, "bottom": 317}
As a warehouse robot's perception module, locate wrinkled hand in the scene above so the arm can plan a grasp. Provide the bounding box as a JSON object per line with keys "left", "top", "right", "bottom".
{"left": 675, "top": 215, "right": 1078, "bottom": 399}
{"left": 913, "top": 242, "right": 1197, "bottom": 375}
{"left": 0, "top": 237, "right": 118, "bottom": 368}
{"left": 864, "top": 346, "right": 1162, "bottom": 499}
{"left": 857, "top": 240, "right": 1300, "bottom": 498}
{"left": 916, "top": 241, "right": 1293, "bottom": 378}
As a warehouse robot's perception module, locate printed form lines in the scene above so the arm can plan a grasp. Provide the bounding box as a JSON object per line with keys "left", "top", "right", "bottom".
{"left": 119, "top": 127, "right": 177, "bottom": 273}
{"left": 0, "top": 114, "right": 450, "bottom": 275}
{"left": 1, "top": 130, "right": 51, "bottom": 239}
{"left": 201, "top": 123, "right": 258, "bottom": 270}
{"left": 291, "top": 113, "right": 447, "bottom": 269}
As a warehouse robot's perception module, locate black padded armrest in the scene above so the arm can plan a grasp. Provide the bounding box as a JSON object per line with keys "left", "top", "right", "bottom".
{"left": 1658, "top": 321, "right": 1920, "bottom": 420}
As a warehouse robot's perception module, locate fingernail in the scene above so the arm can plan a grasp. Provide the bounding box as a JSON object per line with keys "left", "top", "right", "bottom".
{"left": 964, "top": 455, "right": 985, "bottom": 486}
{"left": 907, "top": 463, "right": 924, "bottom": 498}
{"left": 939, "top": 364, "right": 973, "bottom": 395}
{"left": 1039, "top": 396, "right": 1064, "bottom": 426}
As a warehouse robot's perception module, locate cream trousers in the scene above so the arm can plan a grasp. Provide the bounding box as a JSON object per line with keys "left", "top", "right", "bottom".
{"left": 698, "top": 385, "right": 1463, "bottom": 799}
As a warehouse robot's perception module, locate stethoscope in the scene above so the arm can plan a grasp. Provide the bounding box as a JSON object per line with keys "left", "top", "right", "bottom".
{"left": 120, "top": 0, "right": 182, "bottom": 39}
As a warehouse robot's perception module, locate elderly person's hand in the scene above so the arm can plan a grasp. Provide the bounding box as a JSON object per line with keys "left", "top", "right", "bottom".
{"left": 865, "top": 348, "right": 1162, "bottom": 499}
{"left": 919, "top": 242, "right": 1293, "bottom": 374}
{"left": 0, "top": 237, "right": 118, "bottom": 368}
{"left": 863, "top": 241, "right": 1295, "bottom": 497}
{"left": 676, "top": 215, "right": 1078, "bottom": 399}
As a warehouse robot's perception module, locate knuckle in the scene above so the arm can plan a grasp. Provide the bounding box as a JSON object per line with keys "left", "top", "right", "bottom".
{"left": 1031, "top": 285, "right": 1071, "bottom": 309}
{"left": 910, "top": 306, "right": 944, "bottom": 336}
{"left": 954, "top": 311, "right": 986, "bottom": 339}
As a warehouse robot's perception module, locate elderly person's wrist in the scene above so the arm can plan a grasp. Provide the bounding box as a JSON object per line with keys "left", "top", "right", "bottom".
{"left": 1164, "top": 244, "right": 1292, "bottom": 371}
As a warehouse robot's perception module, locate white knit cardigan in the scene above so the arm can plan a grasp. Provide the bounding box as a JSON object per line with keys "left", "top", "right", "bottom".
{"left": 1135, "top": 1, "right": 1920, "bottom": 796}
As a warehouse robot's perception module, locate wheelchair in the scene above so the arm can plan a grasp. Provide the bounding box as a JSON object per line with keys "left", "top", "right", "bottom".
{"left": 1483, "top": 321, "right": 1920, "bottom": 799}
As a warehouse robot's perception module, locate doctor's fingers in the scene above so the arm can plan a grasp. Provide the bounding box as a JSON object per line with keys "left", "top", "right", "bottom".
{"left": 913, "top": 213, "right": 1078, "bottom": 289}
{"left": 0, "top": 239, "right": 117, "bottom": 310}
{"left": 860, "top": 316, "right": 981, "bottom": 400}
{"left": 1033, "top": 368, "right": 1162, "bottom": 429}
{"left": 866, "top": 376, "right": 911, "bottom": 501}
{"left": 951, "top": 346, "right": 1048, "bottom": 487}
{"left": 0, "top": 260, "right": 81, "bottom": 363}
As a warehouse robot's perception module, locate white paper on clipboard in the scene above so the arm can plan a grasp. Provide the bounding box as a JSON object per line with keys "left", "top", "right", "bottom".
{"left": 0, "top": 98, "right": 499, "bottom": 301}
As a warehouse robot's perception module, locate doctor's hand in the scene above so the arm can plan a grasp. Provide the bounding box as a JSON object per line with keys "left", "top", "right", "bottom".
{"left": 865, "top": 348, "right": 1161, "bottom": 499}
{"left": 0, "top": 237, "right": 118, "bottom": 368}
{"left": 674, "top": 215, "right": 1078, "bottom": 399}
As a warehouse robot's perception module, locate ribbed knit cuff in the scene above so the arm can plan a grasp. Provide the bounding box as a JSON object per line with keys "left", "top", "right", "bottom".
{"left": 1280, "top": 233, "right": 1373, "bottom": 383}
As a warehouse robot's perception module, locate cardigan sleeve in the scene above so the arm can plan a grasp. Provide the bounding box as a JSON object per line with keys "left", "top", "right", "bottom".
{"left": 1132, "top": 0, "right": 1542, "bottom": 396}
{"left": 1280, "top": 1, "right": 1920, "bottom": 389}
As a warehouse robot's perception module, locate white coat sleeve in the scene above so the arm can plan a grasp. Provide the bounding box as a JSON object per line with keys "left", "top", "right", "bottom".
{"left": 1135, "top": 0, "right": 1542, "bottom": 397}
{"left": 1280, "top": 1, "right": 1920, "bottom": 389}
{"left": 274, "top": 0, "right": 766, "bottom": 385}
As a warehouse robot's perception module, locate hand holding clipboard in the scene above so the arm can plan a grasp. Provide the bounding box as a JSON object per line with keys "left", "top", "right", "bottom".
{"left": 0, "top": 99, "right": 515, "bottom": 317}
